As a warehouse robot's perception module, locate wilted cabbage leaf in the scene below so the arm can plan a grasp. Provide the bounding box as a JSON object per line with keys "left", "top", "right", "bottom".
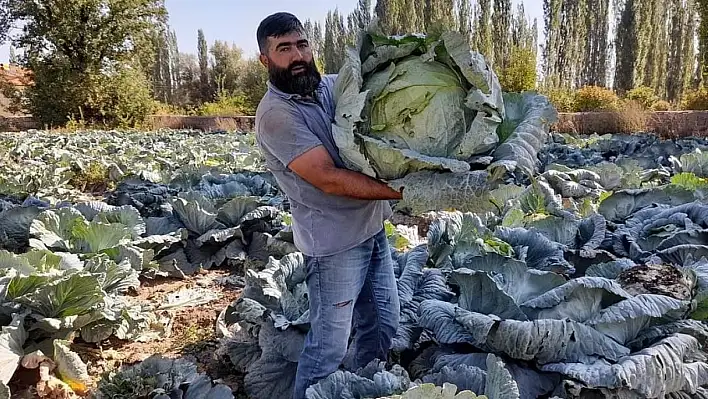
{"left": 305, "top": 359, "right": 411, "bottom": 399}
{"left": 94, "top": 354, "right": 233, "bottom": 399}
{"left": 419, "top": 300, "right": 630, "bottom": 364}
{"left": 542, "top": 333, "right": 708, "bottom": 398}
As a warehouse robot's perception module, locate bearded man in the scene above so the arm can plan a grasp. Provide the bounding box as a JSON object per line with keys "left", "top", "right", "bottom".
{"left": 254, "top": 12, "right": 403, "bottom": 399}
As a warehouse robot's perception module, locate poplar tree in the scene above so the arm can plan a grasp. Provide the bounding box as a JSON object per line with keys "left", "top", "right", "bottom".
{"left": 197, "top": 29, "right": 211, "bottom": 101}
{"left": 581, "top": 0, "right": 610, "bottom": 86}
{"left": 474, "top": 0, "right": 493, "bottom": 58}
{"left": 614, "top": 0, "right": 638, "bottom": 93}
{"left": 492, "top": 0, "right": 512, "bottom": 69}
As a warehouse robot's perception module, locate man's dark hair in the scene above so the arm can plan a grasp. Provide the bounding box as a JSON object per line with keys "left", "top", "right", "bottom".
{"left": 257, "top": 12, "right": 305, "bottom": 54}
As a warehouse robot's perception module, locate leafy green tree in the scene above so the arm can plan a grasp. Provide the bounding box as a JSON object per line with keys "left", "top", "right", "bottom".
{"left": 324, "top": 9, "right": 347, "bottom": 73}
{"left": 209, "top": 40, "right": 243, "bottom": 96}
{"left": 151, "top": 26, "right": 180, "bottom": 104}
{"left": 498, "top": 45, "right": 537, "bottom": 92}
{"left": 581, "top": 0, "right": 610, "bottom": 87}
{"left": 1, "top": 0, "right": 166, "bottom": 127}
{"left": 238, "top": 57, "right": 269, "bottom": 113}
{"left": 375, "top": 0, "right": 402, "bottom": 34}
{"left": 174, "top": 53, "right": 202, "bottom": 109}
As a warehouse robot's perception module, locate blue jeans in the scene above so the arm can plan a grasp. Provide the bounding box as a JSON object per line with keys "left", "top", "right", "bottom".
{"left": 293, "top": 228, "right": 400, "bottom": 399}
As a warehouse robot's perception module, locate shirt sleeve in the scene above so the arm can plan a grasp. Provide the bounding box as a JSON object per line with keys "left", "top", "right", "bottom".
{"left": 256, "top": 107, "right": 323, "bottom": 168}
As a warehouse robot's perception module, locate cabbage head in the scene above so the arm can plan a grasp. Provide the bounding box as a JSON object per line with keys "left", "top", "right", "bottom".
{"left": 333, "top": 28, "right": 505, "bottom": 181}
{"left": 332, "top": 25, "right": 558, "bottom": 213}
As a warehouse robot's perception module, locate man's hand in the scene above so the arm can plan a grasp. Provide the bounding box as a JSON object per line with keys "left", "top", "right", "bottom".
{"left": 288, "top": 145, "right": 403, "bottom": 200}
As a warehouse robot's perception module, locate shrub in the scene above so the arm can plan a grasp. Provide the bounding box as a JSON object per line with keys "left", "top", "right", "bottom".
{"left": 195, "top": 94, "right": 252, "bottom": 116}
{"left": 625, "top": 86, "right": 658, "bottom": 109}
{"left": 153, "top": 101, "right": 187, "bottom": 116}
{"left": 613, "top": 100, "right": 649, "bottom": 133}
{"left": 545, "top": 88, "right": 575, "bottom": 113}
{"left": 681, "top": 88, "right": 708, "bottom": 110}
{"left": 574, "top": 86, "right": 619, "bottom": 112}
{"left": 651, "top": 100, "right": 672, "bottom": 111}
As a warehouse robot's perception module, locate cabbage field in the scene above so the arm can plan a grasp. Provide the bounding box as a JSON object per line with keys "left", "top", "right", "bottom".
{"left": 4, "top": 27, "right": 708, "bottom": 399}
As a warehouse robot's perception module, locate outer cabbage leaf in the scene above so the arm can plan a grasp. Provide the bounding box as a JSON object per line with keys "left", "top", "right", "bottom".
{"left": 12, "top": 272, "right": 104, "bottom": 318}
{"left": 244, "top": 321, "right": 306, "bottom": 399}
{"left": 359, "top": 135, "right": 471, "bottom": 180}
{"left": 489, "top": 92, "right": 558, "bottom": 178}
{"left": 419, "top": 300, "right": 630, "bottom": 364}
{"left": 541, "top": 334, "right": 708, "bottom": 398}
{"left": 585, "top": 259, "right": 637, "bottom": 279}
{"left": 429, "top": 352, "right": 560, "bottom": 399}
{"left": 628, "top": 320, "right": 708, "bottom": 350}
{"left": 94, "top": 354, "right": 233, "bottom": 399}
{"left": 54, "top": 339, "right": 91, "bottom": 393}
{"left": 520, "top": 277, "right": 632, "bottom": 322}
{"left": 0, "top": 313, "right": 26, "bottom": 385}
{"left": 494, "top": 227, "right": 574, "bottom": 274}
{"left": 485, "top": 354, "right": 520, "bottom": 399}
{"left": 216, "top": 196, "right": 262, "bottom": 227}
{"left": 598, "top": 186, "right": 697, "bottom": 223}
{"left": 585, "top": 294, "right": 689, "bottom": 344}
{"left": 72, "top": 221, "right": 132, "bottom": 254}
{"left": 243, "top": 252, "right": 308, "bottom": 329}
{"left": 94, "top": 204, "right": 146, "bottom": 239}
{"left": 83, "top": 255, "right": 140, "bottom": 294}
{"left": 420, "top": 364, "right": 486, "bottom": 394}
{"left": 331, "top": 46, "right": 378, "bottom": 177}
{"left": 29, "top": 207, "right": 86, "bottom": 251}
{"left": 658, "top": 245, "right": 708, "bottom": 267}
{"left": 170, "top": 191, "right": 223, "bottom": 236}
{"left": 427, "top": 212, "right": 513, "bottom": 269}
{"left": 681, "top": 149, "right": 708, "bottom": 177}
{"left": 304, "top": 359, "right": 411, "bottom": 399}
{"left": 0, "top": 206, "right": 41, "bottom": 252}
{"left": 450, "top": 269, "right": 528, "bottom": 320}
{"left": 457, "top": 254, "right": 566, "bottom": 305}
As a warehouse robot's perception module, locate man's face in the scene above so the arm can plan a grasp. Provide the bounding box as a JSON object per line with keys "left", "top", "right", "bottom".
{"left": 260, "top": 30, "right": 321, "bottom": 96}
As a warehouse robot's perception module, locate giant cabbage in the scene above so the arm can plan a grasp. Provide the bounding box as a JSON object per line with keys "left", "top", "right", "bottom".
{"left": 331, "top": 25, "right": 558, "bottom": 213}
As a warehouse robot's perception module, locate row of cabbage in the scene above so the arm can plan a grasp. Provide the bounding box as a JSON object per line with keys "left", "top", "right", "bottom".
{"left": 0, "top": 129, "right": 264, "bottom": 206}
{"left": 0, "top": 130, "right": 298, "bottom": 398}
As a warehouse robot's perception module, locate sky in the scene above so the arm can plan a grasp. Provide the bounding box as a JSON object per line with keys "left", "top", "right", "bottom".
{"left": 0, "top": 0, "right": 545, "bottom": 63}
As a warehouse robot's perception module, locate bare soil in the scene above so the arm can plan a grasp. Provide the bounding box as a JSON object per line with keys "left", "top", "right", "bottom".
{"left": 9, "top": 268, "right": 247, "bottom": 398}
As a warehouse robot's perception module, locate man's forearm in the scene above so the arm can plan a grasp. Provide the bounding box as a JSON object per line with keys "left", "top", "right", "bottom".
{"left": 320, "top": 167, "right": 403, "bottom": 200}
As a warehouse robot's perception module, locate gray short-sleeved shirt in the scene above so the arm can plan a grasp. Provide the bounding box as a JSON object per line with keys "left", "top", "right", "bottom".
{"left": 255, "top": 74, "right": 392, "bottom": 257}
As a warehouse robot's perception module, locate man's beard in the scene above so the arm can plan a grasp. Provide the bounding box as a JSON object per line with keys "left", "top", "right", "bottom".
{"left": 268, "top": 59, "right": 321, "bottom": 96}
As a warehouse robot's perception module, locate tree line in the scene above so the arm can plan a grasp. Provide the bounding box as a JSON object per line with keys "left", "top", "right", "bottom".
{"left": 0, "top": 0, "right": 706, "bottom": 128}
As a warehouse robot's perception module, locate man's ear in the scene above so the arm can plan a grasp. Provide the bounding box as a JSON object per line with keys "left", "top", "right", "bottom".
{"left": 259, "top": 54, "right": 269, "bottom": 68}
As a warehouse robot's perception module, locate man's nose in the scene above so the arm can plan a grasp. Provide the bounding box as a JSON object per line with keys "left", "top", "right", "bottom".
{"left": 292, "top": 47, "right": 305, "bottom": 61}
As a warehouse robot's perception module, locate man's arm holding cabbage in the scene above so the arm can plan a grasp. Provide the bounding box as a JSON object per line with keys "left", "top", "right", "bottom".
{"left": 288, "top": 145, "right": 403, "bottom": 200}
{"left": 257, "top": 106, "right": 403, "bottom": 201}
